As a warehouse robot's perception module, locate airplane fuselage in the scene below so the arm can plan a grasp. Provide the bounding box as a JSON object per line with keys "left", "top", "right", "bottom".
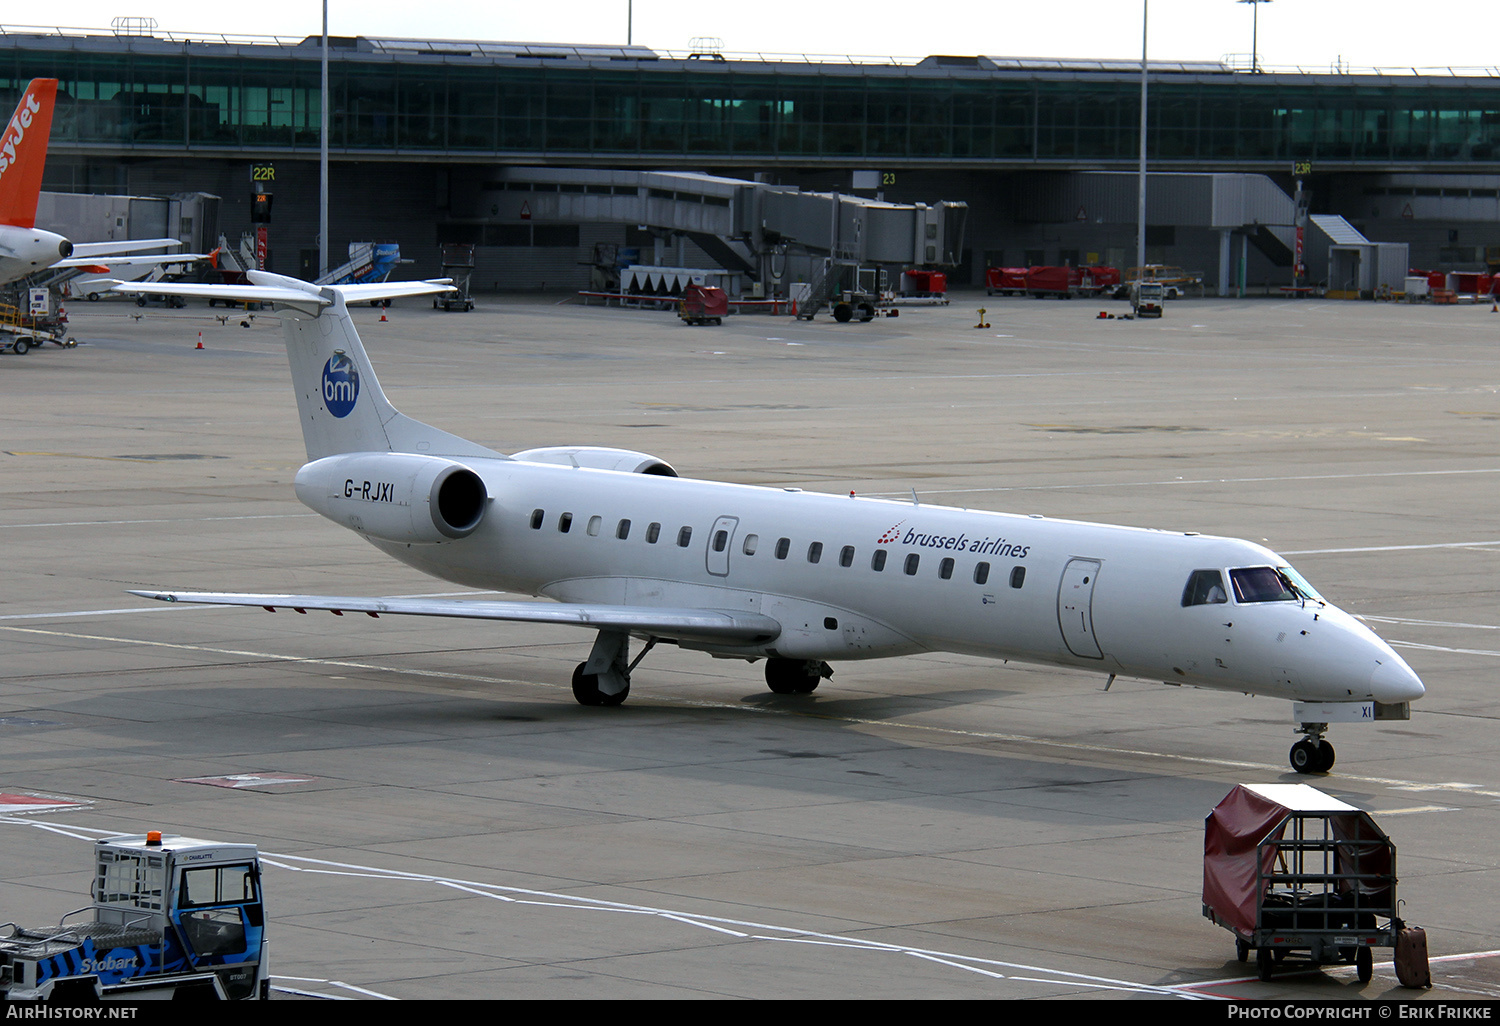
{"left": 358, "top": 458, "right": 1419, "bottom": 707}
{"left": 0, "top": 223, "right": 71, "bottom": 284}
{"left": 120, "top": 273, "right": 1427, "bottom": 773}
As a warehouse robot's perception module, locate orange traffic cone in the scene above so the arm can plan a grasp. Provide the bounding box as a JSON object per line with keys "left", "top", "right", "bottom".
{"left": 379, "top": 310, "right": 388, "bottom": 322}
{"left": 196, "top": 332, "right": 204, "bottom": 350}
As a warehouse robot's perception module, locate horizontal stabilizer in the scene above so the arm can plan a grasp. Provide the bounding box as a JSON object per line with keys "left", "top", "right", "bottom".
{"left": 112, "top": 281, "right": 332, "bottom": 305}
{"left": 112, "top": 270, "right": 455, "bottom": 308}
{"left": 129, "top": 590, "right": 783, "bottom": 645}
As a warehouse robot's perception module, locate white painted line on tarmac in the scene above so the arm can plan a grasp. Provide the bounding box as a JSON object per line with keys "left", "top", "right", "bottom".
{"left": 4, "top": 623, "right": 1494, "bottom": 800}
{"left": 1172, "top": 948, "right": 1500, "bottom": 998}
{"left": 888, "top": 467, "right": 1500, "bottom": 500}
{"left": 1375, "top": 805, "right": 1462, "bottom": 815}
{"left": 1287, "top": 539, "right": 1500, "bottom": 555}
{"left": 1361, "top": 615, "right": 1500, "bottom": 630}
{"left": 272, "top": 976, "right": 392, "bottom": 1000}
{"left": 0, "top": 623, "right": 554, "bottom": 691}
{"left": 255, "top": 849, "right": 1211, "bottom": 999}
{"left": 0, "top": 513, "right": 317, "bottom": 529}
{"left": 1389, "top": 640, "right": 1500, "bottom": 659}
{"left": 0, "top": 604, "right": 228, "bottom": 621}
{"left": 0, "top": 591, "right": 501, "bottom": 622}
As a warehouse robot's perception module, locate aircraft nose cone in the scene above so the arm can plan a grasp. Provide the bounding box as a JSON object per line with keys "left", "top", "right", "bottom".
{"left": 1370, "top": 655, "right": 1425, "bottom": 703}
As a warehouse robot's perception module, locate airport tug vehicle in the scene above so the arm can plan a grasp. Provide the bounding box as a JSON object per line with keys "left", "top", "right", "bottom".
{"left": 1203, "top": 784, "right": 1408, "bottom": 984}
{"left": 0, "top": 831, "right": 268, "bottom": 1001}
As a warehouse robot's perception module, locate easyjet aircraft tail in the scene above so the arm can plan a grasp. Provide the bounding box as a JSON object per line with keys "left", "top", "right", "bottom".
{"left": 0, "top": 79, "right": 58, "bottom": 229}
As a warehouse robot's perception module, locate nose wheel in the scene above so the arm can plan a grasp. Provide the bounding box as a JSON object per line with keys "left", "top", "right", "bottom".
{"left": 1290, "top": 725, "right": 1335, "bottom": 774}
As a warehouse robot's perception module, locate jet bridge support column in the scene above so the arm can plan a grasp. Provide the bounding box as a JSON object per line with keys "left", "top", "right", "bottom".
{"left": 1219, "top": 229, "right": 1233, "bottom": 297}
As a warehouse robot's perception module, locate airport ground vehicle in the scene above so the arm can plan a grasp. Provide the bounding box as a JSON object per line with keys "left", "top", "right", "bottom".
{"left": 1122, "top": 264, "right": 1202, "bottom": 299}
{"left": 899, "top": 269, "right": 948, "bottom": 300}
{"left": 678, "top": 283, "right": 727, "bottom": 325}
{"left": 0, "top": 832, "right": 268, "bottom": 1001}
{"left": 986, "top": 265, "right": 1119, "bottom": 298}
{"left": 0, "top": 298, "right": 73, "bottom": 352}
{"left": 435, "top": 243, "right": 475, "bottom": 311}
{"left": 1203, "top": 784, "right": 1400, "bottom": 984}
{"left": 1131, "top": 280, "right": 1165, "bottom": 317}
{"left": 984, "top": 266, "right": 1029, "bottom": 295}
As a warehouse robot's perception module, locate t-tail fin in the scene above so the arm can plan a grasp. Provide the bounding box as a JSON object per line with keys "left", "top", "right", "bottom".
{"left": 0, "top": 79, "right": 57, "bottom": 229}
{"left": 112, "top": 271, "right": 505, "bottom": 462}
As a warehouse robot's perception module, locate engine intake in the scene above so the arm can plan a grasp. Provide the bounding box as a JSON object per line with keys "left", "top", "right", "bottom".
{"left": 295, "top": 452, "right": 488, "bottom": 544}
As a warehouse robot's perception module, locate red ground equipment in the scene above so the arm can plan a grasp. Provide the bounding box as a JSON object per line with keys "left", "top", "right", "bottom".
{"left": 678, "top": 284, "right": 727, "bottom": 325}
{"left": 984, "top": 267, "right": 1030, "bottom": 295}
{"left": 985, "top": 265, "right": 1119, "bottom": 298}
{"left": 900, "top": 269, "right": 947, "bottom": 296}
{"left": 1203, "top": 784, "right": 1406, "bottom": 984}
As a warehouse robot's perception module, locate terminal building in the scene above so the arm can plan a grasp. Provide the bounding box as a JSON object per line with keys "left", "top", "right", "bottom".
{"left": 6, "top": 23, "right": 1500, "bottom": 292}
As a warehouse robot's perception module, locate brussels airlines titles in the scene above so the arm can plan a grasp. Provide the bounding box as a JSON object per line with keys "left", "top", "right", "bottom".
{"left": 880, "top": 521, "right": 1031, "bottom": 559}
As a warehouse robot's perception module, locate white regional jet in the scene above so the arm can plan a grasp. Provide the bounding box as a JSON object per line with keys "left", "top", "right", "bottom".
{"left": 119, "top": 272, "right": 1425, "bottom": 774}
{"left": 0, "top": 80, "right": 192, "bottom": 287}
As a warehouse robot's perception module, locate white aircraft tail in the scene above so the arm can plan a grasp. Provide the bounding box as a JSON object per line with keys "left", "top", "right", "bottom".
{"left": 115, "top": 270, "right": 503, "bottom": 461}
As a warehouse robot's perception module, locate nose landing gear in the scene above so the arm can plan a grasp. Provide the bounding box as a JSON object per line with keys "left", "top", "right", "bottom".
{"left": 1290, "top": 722, "right": 1335, "bottom": 773}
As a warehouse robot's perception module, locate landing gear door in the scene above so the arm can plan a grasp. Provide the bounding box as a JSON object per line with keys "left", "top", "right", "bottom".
{"left": 1057, "top": 558, "right": 1105, "bottom": 659}
{"left": 705, "top": 515, "right": 738, "bottom": 578}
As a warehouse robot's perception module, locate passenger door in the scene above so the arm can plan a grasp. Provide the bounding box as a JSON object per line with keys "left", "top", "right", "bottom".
{"left": 705, "top": 516, "right": 738, "bottom": 577}
{"left": 1057, "top": 558, "right": 1105, "bottom": 659}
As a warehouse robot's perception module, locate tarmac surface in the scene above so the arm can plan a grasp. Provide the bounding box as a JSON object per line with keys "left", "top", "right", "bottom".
{"left": 1, "top": 290, "right": 1497, "bottom": 1001}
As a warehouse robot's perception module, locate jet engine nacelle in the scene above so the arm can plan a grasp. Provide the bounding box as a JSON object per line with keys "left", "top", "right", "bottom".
{"left": 0, "top": 224, "right": 72, "bottom": 265}
{"left": 294, "top": 452, "right": 488, "bottom": 544}
{"left": 510, "top": 446, "right": 678, "bottom": 477}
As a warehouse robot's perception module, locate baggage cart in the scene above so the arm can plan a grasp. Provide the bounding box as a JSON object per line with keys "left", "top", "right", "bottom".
{"left": 678, "top": 283, "right": 727, "bottom": 325}
{"left": 1203, "top": 784, "right": 1399, "bottom": 983}
{"left": 435, "top": 243, "right": 475, "bottom": 311}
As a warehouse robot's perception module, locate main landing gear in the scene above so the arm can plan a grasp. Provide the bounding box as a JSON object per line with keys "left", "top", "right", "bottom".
{"left": 568, "top": 637, "right": 836, "bottom": 706}
{"left": 1290, "top": 721, "right": 1335, "bottom": 774}
{"left": 764, "top": 658, "right": 832, "bottom": 694}
{"left": 571, "top": 630, "right": 657, "bottom": 707}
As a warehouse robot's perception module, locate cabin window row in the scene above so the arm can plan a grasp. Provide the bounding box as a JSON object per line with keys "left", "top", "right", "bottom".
{"left": 531, "top": 508, "right": 693, "bottom": 547}
{"left": 528, "top": 509, "right": 1026, "bottom": 588}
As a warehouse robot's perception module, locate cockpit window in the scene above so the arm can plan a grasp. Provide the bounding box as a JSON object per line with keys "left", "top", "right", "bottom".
{"left": 1182, "top": 569, "right": 1228, "bottom": 606}
{"left": 1278, "top": 565, "right": 1324, "bottom": 603}
{"left": 1229, "top": 566, "right": 1298, "bottom": 603}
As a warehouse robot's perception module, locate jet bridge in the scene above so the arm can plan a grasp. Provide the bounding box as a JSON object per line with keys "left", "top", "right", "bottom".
{"left": 469, "top": 168, "right": 966, "bottom": 299}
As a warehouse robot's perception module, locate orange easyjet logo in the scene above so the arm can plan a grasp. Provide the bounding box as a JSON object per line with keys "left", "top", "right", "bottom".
{"left": 0, "top": 91, "right": 43, "bottom": 179}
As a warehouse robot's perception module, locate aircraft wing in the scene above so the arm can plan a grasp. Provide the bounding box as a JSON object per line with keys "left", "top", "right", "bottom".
{"left": 128, "top": 590, "right": 782, "bottom": 644}
{"left": 56, "top": 252, "right": 208, "bottom": 269}
{"left": 69, "top": 238, "right": 185, "bottom": 258}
